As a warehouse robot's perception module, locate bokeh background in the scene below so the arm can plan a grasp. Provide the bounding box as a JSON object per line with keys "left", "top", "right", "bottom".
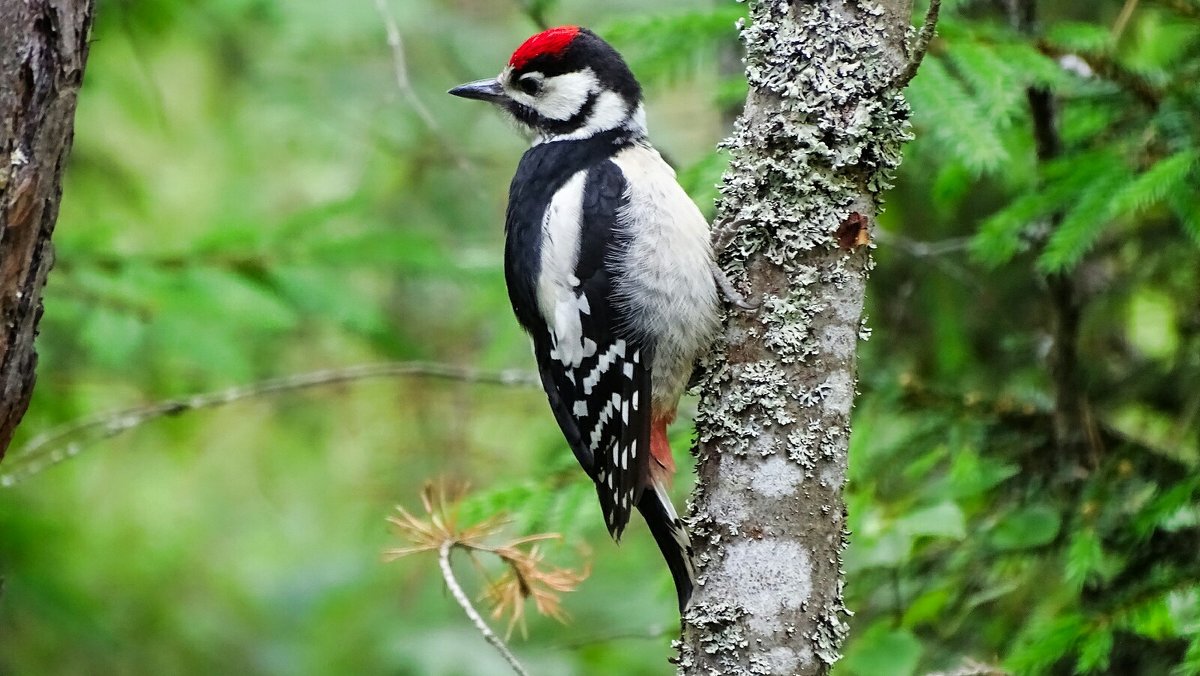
{"left": 1, "top": 0, "right": 1198, "bottom": 674}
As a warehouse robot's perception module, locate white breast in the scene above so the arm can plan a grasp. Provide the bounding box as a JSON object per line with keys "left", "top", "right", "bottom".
{"left": 611, "top": 144, "right": 719, "bottom": 409}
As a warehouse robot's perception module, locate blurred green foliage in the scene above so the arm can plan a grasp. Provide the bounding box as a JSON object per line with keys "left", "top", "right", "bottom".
{"left": 0, "top": 0, "right": 1198, "bottom": 674}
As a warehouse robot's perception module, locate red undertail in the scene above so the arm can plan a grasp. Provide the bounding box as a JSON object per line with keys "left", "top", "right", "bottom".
{"left": 649, "top": 408, "right": 676, "bottom": 485}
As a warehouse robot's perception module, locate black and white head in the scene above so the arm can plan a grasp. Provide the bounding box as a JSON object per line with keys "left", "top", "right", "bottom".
{"left": 449, "top": 26, "right": 646, "bottom": 143}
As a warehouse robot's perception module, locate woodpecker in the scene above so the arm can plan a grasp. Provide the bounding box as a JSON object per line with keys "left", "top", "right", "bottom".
{"left": 449, "top": 26, "right": 719, "bottom": 612}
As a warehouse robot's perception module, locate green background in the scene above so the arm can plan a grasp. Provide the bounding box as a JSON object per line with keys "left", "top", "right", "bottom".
{"left": 1, "top": 0, "right": 1198, "bottom": 674}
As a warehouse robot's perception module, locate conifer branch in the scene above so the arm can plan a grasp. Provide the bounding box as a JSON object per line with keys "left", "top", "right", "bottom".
{"left": 439, "top": 540, "right": 532, "bottom": 676}
{"left": 385, "top": 483, "right": 586, "bottom": 675}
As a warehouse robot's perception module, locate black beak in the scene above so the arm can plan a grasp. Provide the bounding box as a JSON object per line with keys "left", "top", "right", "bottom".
{"left": 448, "top": 78, "right": 507, "bottom": 103}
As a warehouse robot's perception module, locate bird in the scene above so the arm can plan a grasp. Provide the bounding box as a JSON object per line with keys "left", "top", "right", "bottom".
{"left": 449, "top": 25, "right": 720, "bottom": 612}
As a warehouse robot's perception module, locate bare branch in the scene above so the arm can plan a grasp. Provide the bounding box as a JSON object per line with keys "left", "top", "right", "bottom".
{"left": 874, "top": 230, "right": 971, "bottom": 258}
{"left": 559, "top": 624, "right": 671, "bottom": 649}
{"left": 1, "top": 362, "right": 538, "bottom": 487}
{"left": 1149, "top": 0, "right": 1200, "bottom": 19}
{"left": 439, "top": 540, "right": 531, "bottom": 676}
{"left": 370, "top": 0, "right": 478, "bottom": 174}
{"left": 1036, "top": 40, "right": 1162, "bottom": 109}
{"left": 1111, "top": 0, "right": 1141, "bottom": 40}
{"left": 371, "top": 0, "right": 440, "bottom": 132}
{"left": 893, "top": 0, "right": 942, "bottom": 89}
{"left": 874, "top": 230, "right": 978, "bottom": 285}
{"left": 515, "top": 0, "right": 551, "bottom": 30}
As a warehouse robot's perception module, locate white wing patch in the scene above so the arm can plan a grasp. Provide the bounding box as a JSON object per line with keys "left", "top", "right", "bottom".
{"left": 537, "top": 170, "right": 594, "bottom": 367}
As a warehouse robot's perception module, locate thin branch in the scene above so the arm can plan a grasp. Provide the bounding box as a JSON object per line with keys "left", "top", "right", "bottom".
{"left": 1, "top": 362, "right": 538, "bottom": 487}
{"left": 874, "top": 230, "right": 972, "bottom": 258}
{"left": 515, "top": 0, "right": 551, "bottom": 30}
{"left": 370, "top": 0, "right": 479, "bottom": 174}
{"left": 873, "top": 230, "right": 980, "bottom": 286}
{"left": 372, "top": 0, "right": 440, "bottom": 132}
{"left": 1111, "top": 0, "right": 1141, "bottom": 41}
{"left": 1036, "top": 40, "right": 1162, "bottom": 109}
{"left": 1149, "top": 0, "right": 1200, "bottom": 19}
{"left": 439, "top": 540, "right": 531, "bottom": 676}
{"left": 893, "top": 0, "right": 942, "bottom": 89}
{"left": 559, "top": 624, "right": 672, "bottom": 649}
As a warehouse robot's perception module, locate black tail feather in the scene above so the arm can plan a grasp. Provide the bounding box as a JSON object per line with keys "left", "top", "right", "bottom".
{"left": 636, "top": 482, "right": 696, "bottom": 613}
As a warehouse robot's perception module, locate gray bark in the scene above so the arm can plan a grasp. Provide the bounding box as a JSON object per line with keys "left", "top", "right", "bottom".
{"left": 0, "top": 0, "right": 93, "bottom": 459}
{"left": 679, "top": 1, "right": 916, "bottom": 674}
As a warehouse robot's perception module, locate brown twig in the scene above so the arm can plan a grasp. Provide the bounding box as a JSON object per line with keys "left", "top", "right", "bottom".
{"left": 0, "top": 362, "right": 538, "bottom": 487}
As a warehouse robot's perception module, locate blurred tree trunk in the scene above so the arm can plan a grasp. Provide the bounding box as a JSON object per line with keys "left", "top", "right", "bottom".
{"left": 0, "top": 0, "right": 93, "bottom": 460}
{"left": 680, "top": 1, "right": 919, "bottom": 673}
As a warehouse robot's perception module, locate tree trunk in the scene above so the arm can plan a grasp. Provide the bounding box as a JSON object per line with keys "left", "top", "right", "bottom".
{"left": 679, "top": 1, "right": 916, "bottom": 673}
{"left": 0, "top": 0, "right": 93, "bottom": 460}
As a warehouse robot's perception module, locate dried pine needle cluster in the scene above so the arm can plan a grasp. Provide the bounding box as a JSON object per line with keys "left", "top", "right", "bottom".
{"left": 385, "top": 482, "right": 589, "bottom": 637}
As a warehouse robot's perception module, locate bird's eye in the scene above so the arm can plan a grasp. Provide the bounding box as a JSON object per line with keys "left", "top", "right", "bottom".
{"left": 517, "top": 74, "right": 542, "bottom": 96}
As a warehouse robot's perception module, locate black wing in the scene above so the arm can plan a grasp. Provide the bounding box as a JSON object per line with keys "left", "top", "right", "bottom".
{"left": 532, "top": 159, "right": 653, "bottom": 540}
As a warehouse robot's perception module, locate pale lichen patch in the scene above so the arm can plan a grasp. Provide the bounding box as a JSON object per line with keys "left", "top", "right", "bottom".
{"left": 750, "top": 454, "right": 804, "bottom": 498}
{"left": 764, "top": 646, "right": 800, "bottom": 674}
{"left": 704, "top": 539, "right": 813, "bottom": 636}
{"left": 819, "top": 323, "right": 857, "bottom": 361}
{"left": 820, "top": 370, "right": 855, "bottom": 416}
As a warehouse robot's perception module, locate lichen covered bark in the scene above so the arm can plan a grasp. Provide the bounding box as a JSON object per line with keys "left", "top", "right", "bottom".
{"left": 0, "top": 0, "right": 93, "bottom": 458}
{"left": 679, "top": 1, "right": 914, "bottom": 673}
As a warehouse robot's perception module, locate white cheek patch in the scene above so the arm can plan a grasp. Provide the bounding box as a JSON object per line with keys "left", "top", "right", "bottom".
{"left": 579, "top": 91, "right": 628, "bottom": 134}
{"left": 627, "top": 103, "right": 648, "bottom": 137}
{"left": 536, "top": 68, "right": 599, "bottom": 121}
{"left": 505, "top": 66, "right": 640, "bottom": 144}
{"left": 540, "top": 90, "right": 633, "bottom": 143}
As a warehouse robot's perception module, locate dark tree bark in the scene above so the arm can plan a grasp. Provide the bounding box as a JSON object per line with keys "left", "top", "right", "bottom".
{"left": 679, "top": 1, "right": 924, "bottom": 673}
{"left": 0, "top": 0, "right": 93, "bottom": 460}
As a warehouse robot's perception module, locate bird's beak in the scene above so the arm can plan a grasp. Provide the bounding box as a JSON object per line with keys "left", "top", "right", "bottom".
{"left": 448, "top": 78, "right": 507, "bottom": 104}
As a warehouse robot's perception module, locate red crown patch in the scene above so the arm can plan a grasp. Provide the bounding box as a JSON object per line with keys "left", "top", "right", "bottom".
{"left": 509, "top": 26, "right": 581, "bottom": 70}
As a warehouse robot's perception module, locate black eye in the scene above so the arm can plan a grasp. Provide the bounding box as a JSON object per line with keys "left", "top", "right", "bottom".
{"left": 517, "top": 75, "right": 542, "bottom": 96}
